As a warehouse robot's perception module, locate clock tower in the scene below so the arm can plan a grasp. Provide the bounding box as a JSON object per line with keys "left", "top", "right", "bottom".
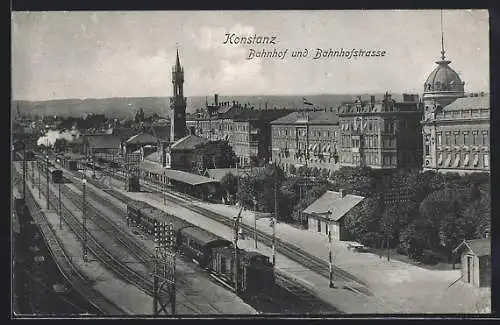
{"left": 170, "top": 48, "right": 187, "bottom": 143}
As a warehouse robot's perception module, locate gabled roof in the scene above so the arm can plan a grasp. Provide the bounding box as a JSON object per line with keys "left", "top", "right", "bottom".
{"left": 171, "top": 134, "right": 209, "bottom": 151}
{"left": 270, "top": 110, "right": 339, "bottom": 125}
{"left": 303, "top": 190, "right": 365, "bottom": 222}
{"left": 453, "top": 238, "right": 490, "bottom": 257}
{"left": 126, "top": 132, "right": 159, "bottom": 145}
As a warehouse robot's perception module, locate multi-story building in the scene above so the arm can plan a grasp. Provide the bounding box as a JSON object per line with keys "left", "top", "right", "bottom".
{"left": 270, "top": 109, "right": 340, "bottom": 173}
{"left": 338, "top": 93, "right": 422, "bottom": 169}
{"left": 421, "top": 42, "right": 490, "bottom": 174}
{"left": 187, "top": 94, "right": 293, "bottom": 166}
{"left": 231, "top": 109, "right": 293, "bottom": 166}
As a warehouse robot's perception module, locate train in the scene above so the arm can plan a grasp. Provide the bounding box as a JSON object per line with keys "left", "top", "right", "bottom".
{"left": 126, "top": 200, "right": 275, "bottom": 294}
{"left": 38, "top": 159, "right": 64, "bottom": 184}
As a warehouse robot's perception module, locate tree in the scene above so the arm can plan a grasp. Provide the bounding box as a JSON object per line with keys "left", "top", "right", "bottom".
{"left": 220, "top": 172, "right": 238, "bottom": 204}
{"left": 193, "top": 140, "right": 238, "bottom": 173}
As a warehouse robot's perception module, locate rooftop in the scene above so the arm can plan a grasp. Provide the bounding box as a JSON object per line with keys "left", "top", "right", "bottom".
{"left": 140, "top": 160, "right": 219, "bottom": 186}
{"left": 453, "top": 238, "right": 490, "bottom": 257}
{"left": 171, "top": 134, "right": 209, "bottom": 151}
{"left": 205, "top": 167, "right": 265, "bottom": 182}
{"left": 270, "top": 110, "right": 339, "bottom": 125}
{"left": 442, "top": 94, "right": 490, "bottom": 112}
{"left": 126, "top": 132, "right": 159, "bottom": 145}
{"left": 302, "top": 190, "right": 365, "bottom": 221}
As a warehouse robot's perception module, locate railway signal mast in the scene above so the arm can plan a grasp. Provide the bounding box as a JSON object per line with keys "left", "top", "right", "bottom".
{"left": 153, "top": 221, "right": 176, "bottom": 315}
{"left": 233, "top": 207, "right": 243, "bottom": 294}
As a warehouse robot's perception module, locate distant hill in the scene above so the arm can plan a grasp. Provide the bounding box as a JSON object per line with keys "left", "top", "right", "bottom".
{"left": 11, "top": 93, "right": 411, "bottom": 119}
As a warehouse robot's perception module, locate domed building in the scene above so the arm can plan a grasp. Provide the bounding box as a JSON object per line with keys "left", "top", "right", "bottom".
{"left": 421, "top": 36, "right": 489, "bottom": 174}
{"left": 423, "top": 54, "right": 465, "bottom": 107}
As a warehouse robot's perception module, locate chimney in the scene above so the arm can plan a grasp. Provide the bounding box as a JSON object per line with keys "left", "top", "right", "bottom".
{"left": 339, "top": 189, "right": 346, "bottom": 198}
{"left": 214, "top": 94, "right": 219, "bottom": 106}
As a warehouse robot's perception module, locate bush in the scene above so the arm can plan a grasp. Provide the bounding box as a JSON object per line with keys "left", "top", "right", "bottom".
{"left": 421, "top": 250, "right": 444, "bottom": 265}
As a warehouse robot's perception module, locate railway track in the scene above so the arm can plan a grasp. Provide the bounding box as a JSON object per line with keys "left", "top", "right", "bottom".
{"left": 60, "top": 168, "right": 340, "bottom": 314}
{"left": 13, "top": 173, "right": 126, "bottom": 316}
{"left": 15, "top": 166, "right": 202, "bottom": 315}
{"left": 79, "top": 163, "right": 372, "bottom": 296}
{"left": 59, "top": 179, "right": 227, "bottom": 314}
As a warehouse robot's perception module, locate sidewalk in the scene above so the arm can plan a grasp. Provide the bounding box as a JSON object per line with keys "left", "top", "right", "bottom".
{"left": 106, "top": 186, "right": 385, "bottom": 313}
{"left": 53, "top": 164, "right": 490, "bottom": 313}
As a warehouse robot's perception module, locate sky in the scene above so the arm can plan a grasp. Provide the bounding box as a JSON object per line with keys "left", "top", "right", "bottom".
{"left": 12, "top": 10, "right": 489, "bottom": 101}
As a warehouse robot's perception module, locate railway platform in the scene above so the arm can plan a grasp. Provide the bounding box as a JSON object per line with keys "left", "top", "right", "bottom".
{"left": 18, "top": 168, "right": 153, "bottom": 315}
{"left": 46, "top": 161, "right": 489, "bottom": 313}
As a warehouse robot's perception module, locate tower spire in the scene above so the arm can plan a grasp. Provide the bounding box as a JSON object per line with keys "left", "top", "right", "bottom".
{"left": 440, "top": 9, "right": 446, "bottom": 60}
{"left": 175, "top": 43, "right": 181, "bottom": 70}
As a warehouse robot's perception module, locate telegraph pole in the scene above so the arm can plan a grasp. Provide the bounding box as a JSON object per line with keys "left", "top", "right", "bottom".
{"left": 253, "top": 197, "right": 258, "bottom": 249}
{"left": 38, "top": 160, "right": 41, "bottom": 198}
{"left": 58, "top": 183, "right": 62, "bottom": 229}
{"left": 46, "top": 152, "right": 50, "bottom": 210}
{"left": 272, "top": 168, "right": 277, "bottom": 267}
{"left": 328, "top": 211, "right": 334, "bottom": 288}
{"left": 82, "top": 164, "right": 88, "bottom": 262}
{"left": 22, "top": 143, "right": 27, "bottom": 201}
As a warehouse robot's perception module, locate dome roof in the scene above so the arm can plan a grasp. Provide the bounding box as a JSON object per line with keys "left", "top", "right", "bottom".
{"left": 424, "top": 59, "right": 464, "bottom": 93}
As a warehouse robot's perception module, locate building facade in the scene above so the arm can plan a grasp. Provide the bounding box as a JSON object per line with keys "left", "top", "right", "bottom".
{"left": 421, "top": 47, "right": 490, "bottom": 174}
{"left": 270, "top": 110, "right": 341, "bottom": 174}
{"left": 187, "top": 94, "right": 293, "bottom": 167}
{"left": 170, "top": 49, "right": 187, "bottom": 143}
{"left": 338, "top": 93, "right": 422, "bottom": 169}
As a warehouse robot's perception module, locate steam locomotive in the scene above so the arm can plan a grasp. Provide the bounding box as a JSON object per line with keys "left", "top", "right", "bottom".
{"left": 126, "top": 200, "right": 275, "bottom": 294}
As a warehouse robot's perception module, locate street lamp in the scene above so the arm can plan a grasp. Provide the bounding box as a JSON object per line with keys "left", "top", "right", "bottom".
{"left": 315, "top": 210, "right": 335, "bottom": 288}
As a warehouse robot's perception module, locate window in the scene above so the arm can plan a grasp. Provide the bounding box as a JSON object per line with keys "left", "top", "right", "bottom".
{"left": 454, "top": 133, "right": 459, "bottom": 145}
{"left": 445, "top": 133, "right": 451, "bottom": 146}
{"left": 425, "top": 134, "right": 430, "bottom": 156}
{"left": 317, "top": 220, "right": 321, "bottom": 233}
{"left": 463, "top": 133, "right": 469, "bottom": 146}
{"left": 484, "top": 154, "right": 489, "bottom": 168}
{"left": 482, "top": 132, "right": 488, "bottom": 146}
{"left": 473, "top": 131, "right": 479, "bottom": 145}
{"left": 437, "top": 134, "right": 442, "bottom": 146}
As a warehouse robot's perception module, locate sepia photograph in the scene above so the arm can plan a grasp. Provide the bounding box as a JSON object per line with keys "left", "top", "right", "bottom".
{"left": 11, "top": 9, "right": 491, "bottom": 317}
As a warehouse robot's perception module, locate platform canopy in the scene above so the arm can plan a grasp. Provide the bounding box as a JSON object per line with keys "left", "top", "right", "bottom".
{"left": 140, "top": 160, "right": 219, "bottom": 186}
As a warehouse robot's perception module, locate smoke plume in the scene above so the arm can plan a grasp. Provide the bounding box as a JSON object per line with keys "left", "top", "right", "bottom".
{"left": 37, "top": 129, "right": 80, "bottom": 147}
